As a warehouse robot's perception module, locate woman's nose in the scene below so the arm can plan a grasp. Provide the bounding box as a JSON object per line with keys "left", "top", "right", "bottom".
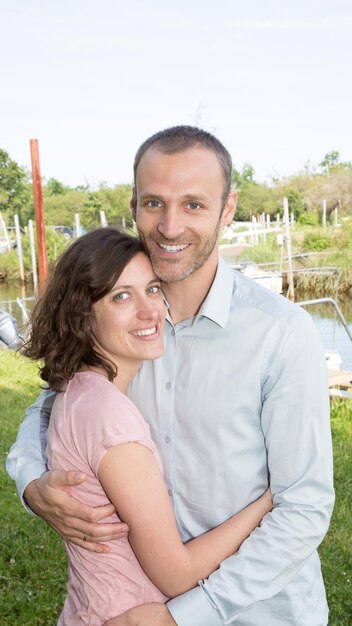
{"left": 137, "top": 298, "right": 159, "bottom": 320}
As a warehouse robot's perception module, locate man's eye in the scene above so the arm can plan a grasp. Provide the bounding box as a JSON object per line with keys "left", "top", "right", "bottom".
{"left": 187, "top": 202, "right": 200, "bottom": 210}
{"left": 147, "top": 200, "right": 161, "bottom": 208}
{"left": 113, "top": 292, "right": 129, "bottom": 301}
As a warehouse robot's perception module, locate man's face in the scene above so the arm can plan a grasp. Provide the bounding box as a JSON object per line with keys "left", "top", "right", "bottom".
{"left": 131, "top": 146, "right": 236, "bottom": 283}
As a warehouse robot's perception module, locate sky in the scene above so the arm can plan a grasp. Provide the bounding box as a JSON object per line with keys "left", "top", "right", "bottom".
{"left": 1, "top": 0, "right": 351, "bottom": 189}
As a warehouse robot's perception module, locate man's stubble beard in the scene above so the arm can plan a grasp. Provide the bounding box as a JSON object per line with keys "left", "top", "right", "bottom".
{"left": 137, "top": 215, "right": 223, "bottom": 284}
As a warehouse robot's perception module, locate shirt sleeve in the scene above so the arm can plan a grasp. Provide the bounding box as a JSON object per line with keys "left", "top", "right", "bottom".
{"left": 168, "top": 310, "right": 335, "bottom": 625}
{"left": 6, "top": 388, "right": 56, "bottom": 513}
{"left": 68, "top": 382, "right": 157, "bottom": 477}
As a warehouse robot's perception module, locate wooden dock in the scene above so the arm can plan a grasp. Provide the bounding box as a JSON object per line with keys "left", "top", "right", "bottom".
{"left": 328, "top": 369, "right": 352, "bottom": 388}
{"left": 328, "top": 369, "right": 352, "bottom": 398}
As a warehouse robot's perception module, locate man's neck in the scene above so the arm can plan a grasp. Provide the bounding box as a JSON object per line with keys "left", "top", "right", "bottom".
{"left": 162, "top": 258, "right": 218, "bottom": 325}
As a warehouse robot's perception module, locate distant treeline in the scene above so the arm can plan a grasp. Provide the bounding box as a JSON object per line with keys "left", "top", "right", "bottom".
{"left": 1, "top": 148, "right": 351, "bottom": 229}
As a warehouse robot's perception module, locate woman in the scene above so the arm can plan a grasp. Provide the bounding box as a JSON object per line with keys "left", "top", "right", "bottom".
{"left": 22, "top": 228, "right": 271, "bottom": 625}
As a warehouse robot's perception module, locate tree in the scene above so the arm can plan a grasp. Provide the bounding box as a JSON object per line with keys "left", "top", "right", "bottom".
{"left": 46, "top": 177, "right": 68, "bottom": 195}
{"left": 319, "top": 150, "right": 340, "bottom": 174}
{"left": 231, "top": 163, "right": 255, "bottom": 189}
{"left": 0, "top": 149, "right": 31, "bottom": 221}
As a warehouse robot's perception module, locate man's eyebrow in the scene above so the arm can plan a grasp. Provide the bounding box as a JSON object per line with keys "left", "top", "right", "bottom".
{"left": 139, "top": 192, "right": 209, "bottom": 201}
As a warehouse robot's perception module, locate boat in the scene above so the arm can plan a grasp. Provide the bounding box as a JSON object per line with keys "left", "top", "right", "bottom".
{"left": 0, "top": 309, "right": 21, "bottom": 349}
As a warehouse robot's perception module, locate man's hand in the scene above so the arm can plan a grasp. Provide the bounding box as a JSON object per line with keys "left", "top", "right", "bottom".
{"left": 103, "top": 603, "right": 177, "bottom": 626}
{"left": 24, "top": 470, "right": 128, "bottom": 553}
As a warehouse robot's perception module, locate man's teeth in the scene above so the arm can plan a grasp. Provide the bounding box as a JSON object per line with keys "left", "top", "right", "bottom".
{"left": 159, "top": 243, "right": 189, "bottom": 252}
{"left": 132, "top": 327, "right": 156, "bottom": 337}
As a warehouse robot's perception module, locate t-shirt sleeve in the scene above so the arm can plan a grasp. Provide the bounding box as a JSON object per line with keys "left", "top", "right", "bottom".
{"left": 69, "top": 378, "right": 155, "bottom": 476}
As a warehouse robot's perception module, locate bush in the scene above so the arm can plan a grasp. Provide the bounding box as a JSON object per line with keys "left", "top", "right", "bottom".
{"left": 303, "top": 233, "right": 332, "bottom": 251}
{"left": 298, "top": 211, "right": 319, "bottom": 226}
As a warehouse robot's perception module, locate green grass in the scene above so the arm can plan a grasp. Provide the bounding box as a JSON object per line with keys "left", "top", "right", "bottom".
{"left": 0, "top": 351, "right": 66, "bottom": 625}
{"left": 1, "top": 351, "right": 351, "bottom": 624}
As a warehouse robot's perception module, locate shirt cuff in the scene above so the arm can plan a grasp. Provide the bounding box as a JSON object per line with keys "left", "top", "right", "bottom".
{"left": 167, "top": 586, "right": 223, "bottom": 626}
{"left": 17, "top": 461, "right": 48, "bottom": 515}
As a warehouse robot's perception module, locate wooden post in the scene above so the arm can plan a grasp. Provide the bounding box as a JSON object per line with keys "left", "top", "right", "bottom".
{"left": 74, "top": 212, "right": 81, "bottom": 238}
{"left": 322, "top": 199, "right": 327, "bottom": 228}
{"left": 14, "top": 214, "right": 25, "bottom": 284}
{"left": 28, "top": 219, "right": 38, "bottom": 293}
{"left": 100, "top": 210, "right": 107, "bottom": 227}
{"left": 0, "top": 212, "right": 12, "bottom": 251}
{"left": 283, "top": 198, "right": 294, "bottom": 301}
{"left": 30, "top": 139, "right": 48, "bottom": 290}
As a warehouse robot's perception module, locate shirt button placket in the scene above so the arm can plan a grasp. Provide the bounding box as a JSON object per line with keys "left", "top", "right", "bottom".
{"left": 160, "top": 324, "right": 177, "bottom": 494}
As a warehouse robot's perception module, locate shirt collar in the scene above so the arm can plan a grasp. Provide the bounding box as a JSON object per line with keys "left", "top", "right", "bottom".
{"left": 195, "top": 257, "right": 233, "bottom": 328}
{"left": 164, "top": 257, "right": 234, "bottom": 329}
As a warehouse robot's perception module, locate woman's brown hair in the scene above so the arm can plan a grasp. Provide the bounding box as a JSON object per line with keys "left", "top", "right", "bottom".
{"left": 22, "top": 228, "right": 146, "bottom": 392}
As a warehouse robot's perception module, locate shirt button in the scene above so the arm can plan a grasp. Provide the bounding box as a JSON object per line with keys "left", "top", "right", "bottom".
{"left": 165, "top": 436, "right": 171, "bottom": 443}
{"left": 171, "top": 329, "right": 175, "bottom": 336}
{"left": 168, "top": 489, "right": 172, "bottom": 496}
{"left": 165, "top": 382, "right": 171, "bottom": 389}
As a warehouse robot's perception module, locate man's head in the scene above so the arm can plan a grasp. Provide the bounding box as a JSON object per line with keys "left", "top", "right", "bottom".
{"left": 132, "top": 125, "right": 232, "bottom": 208}
{"left": 131, "top": 126, "right": 237, "bottom": 284}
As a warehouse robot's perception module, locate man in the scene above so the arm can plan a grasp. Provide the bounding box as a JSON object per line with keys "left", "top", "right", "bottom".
{"left": 7, "top": 126, "right": 334, "bottom": 625}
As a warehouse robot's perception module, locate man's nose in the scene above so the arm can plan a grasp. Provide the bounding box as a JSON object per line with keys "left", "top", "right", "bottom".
{"left": 157, "top": 207, "right": 185, "bottom": 240}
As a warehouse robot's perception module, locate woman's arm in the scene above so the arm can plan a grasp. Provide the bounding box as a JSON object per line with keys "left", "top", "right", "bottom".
{"left": 98, "top": 442, "right": 271, "bottom": 598}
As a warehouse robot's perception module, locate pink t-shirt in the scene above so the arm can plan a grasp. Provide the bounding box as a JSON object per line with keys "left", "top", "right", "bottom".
{"left": 46, "top": 371, "right": 167, "bottom": 625}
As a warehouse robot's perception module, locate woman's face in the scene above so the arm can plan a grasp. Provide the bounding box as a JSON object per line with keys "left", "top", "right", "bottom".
{"left": 91, "top": 252, "right": 166, "bottom": 370}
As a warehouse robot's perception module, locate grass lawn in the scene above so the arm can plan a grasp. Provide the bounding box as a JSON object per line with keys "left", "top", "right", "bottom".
{"left": 1, "top": 350, "right": 351, "bottom": 625}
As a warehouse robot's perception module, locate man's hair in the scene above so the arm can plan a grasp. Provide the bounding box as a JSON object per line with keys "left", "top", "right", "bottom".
{"left": 22, "top": 228, "right": 145, "bottom": 392}
{"left": 133, "top": 125, "right": 232, "bottom": 205}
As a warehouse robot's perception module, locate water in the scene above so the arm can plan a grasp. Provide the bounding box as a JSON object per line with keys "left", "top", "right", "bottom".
{"left": 1, "top": 283, "right": 352, "bottom": 369}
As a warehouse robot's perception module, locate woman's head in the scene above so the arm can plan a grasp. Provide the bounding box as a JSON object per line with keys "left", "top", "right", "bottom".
{"left": 22, "top": 228, "right": 165, "bottom": 391}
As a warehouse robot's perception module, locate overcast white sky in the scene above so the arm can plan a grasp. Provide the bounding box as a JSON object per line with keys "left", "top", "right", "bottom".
{"left": 1, "top": 0, "right": 351, "bottom": 188}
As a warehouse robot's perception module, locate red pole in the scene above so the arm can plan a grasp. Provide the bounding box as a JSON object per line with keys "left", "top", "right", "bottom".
{"left": 30, "top": 139, "right": 48, "bottom": 291}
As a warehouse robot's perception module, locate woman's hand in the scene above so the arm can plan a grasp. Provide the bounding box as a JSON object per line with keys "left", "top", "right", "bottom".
{"left": 24, "top": 470, "right": 128, "bottom": 553}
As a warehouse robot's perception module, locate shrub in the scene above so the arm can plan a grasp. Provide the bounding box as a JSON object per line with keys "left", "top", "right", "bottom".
{"left": 298, "top": 211, "right": 319, "bottom": 226}
{"left": 303, "top": 233, "right": 332, "bottom": 251}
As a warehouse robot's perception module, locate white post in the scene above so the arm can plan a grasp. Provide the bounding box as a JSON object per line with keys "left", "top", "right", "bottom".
{"left": 283, "top": 198, "right": 294, "bottom": 300}
{"left": 334, "top": 206, "right": 338, "bottom": 226}
{"left": 74, "top": 213, "right": 81, "bottom": 238}
{"left": 266, "top": 214, "right": 271, "bottom": 229}
{"left": 122, "top": 217, "right": 126, "bottom": 229}
{"left": 322, "top": 199, "right": 327, "bottom": 228}
{"left": 14, "top": 214, "right": 25, "bottom": 284}
{"left": 251, "top": 216, "right": 259, "bottom": 245}
{"left": 262, "top": 212, "right": 267, "bottom": 242}
{"left": 0, "top": 212, "right": 12, "bottom": 251}
{"left": 100, "top": 210, "right": 108, "bottom": 227}
{"left": 28, "top": 220, "right": 38, "bottom": 293}
{"left": 290, "top": 212, "right": 295, "bottom": 224}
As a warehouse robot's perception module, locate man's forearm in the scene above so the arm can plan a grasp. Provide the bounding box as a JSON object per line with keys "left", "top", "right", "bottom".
{"left": 6, "top": 388, "right": 56, "bottom": 511}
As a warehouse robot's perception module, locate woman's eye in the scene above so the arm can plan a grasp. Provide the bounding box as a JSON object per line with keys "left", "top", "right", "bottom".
{"left": 147, "top": 285, "right": 161, "bottom": 295}
{"left": 113, "top": 292, "right": 129, "bottom": 301}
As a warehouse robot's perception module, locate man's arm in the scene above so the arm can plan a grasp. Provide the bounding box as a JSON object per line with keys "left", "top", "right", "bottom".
{"left": 6, "top": 389, "right": 128, "bottom": 552}
{"left": 166, "top": 311, "right": 334, "bottom": 625}
{"left": 6, "top": 388, "right": 56, "bottom": 509}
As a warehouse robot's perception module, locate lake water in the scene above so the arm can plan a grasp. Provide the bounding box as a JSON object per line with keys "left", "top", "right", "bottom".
{"left": 1, "top": 280, "right": 352, "bottom": 369}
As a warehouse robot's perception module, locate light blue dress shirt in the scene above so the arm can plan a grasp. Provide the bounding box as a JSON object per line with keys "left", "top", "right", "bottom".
{"left": 7, "top": 258, "right": 334, "bottom": 626}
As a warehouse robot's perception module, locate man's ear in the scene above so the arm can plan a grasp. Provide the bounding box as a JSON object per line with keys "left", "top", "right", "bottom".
{"left": 130, "top": 188, "right": 137, "bottom": 222}
{"left": 221, "top": 191, "right": 237, "bottom": 226}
